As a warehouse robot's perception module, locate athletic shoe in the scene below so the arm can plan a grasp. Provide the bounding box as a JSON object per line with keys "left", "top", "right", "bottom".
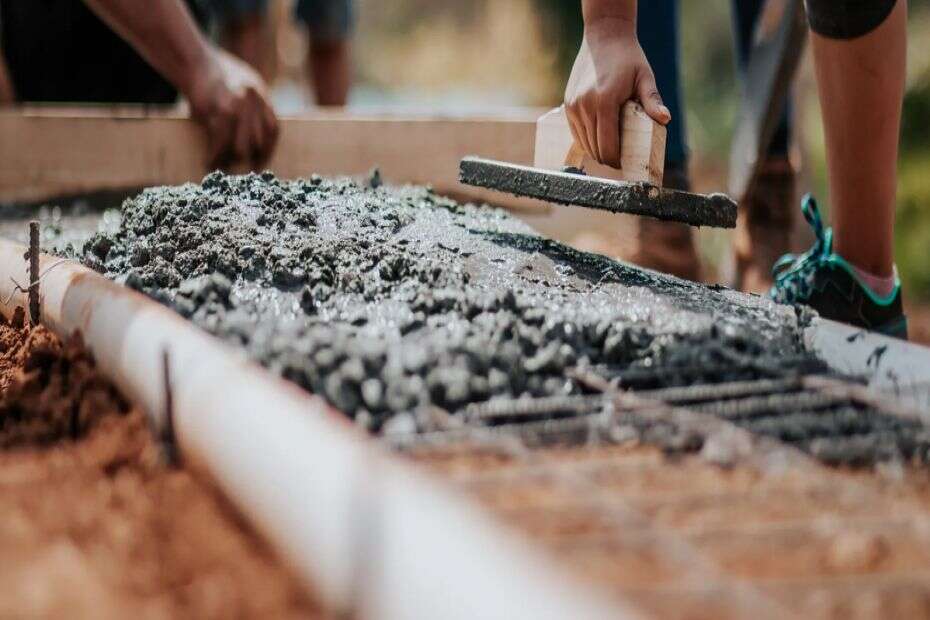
{"left": 769, "top": 195, "right": 908, "bottom": 339}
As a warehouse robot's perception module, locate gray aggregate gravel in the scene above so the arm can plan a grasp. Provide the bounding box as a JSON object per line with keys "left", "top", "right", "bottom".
{"left": 60, "top": 170, "right": 823, "bottom": 434}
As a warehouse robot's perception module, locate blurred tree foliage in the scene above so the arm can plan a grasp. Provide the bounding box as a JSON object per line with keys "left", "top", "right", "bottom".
{"left": 897, "top": 14, "right": 930, "bottom": 299}
{"left": 533, "top": 0, "right": 584, "bottom": 83}
{"left": 902, "top": 72, "right": 930, "bottom": 154}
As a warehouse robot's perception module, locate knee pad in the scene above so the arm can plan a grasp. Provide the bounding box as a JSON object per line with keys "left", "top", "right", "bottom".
{"left": 805, "top": 0, "right": 897, "bottom": 39}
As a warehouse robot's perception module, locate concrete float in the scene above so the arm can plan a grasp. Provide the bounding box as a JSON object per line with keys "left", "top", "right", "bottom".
{"left": 0, "top": 240, "right": 633, "bottom": 620}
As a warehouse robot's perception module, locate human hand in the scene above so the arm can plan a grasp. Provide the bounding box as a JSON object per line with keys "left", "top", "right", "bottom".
{"left": 564, "top": 21, "right": 669, "bottom": 168}
{"left": 185, "top": 49, "right": 279, "bottom": 170}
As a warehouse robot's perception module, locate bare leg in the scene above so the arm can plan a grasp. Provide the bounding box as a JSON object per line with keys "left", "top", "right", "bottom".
{"left": 306, "top": 39, "right": 350, "bottom": 106}
{"left": 810, "top": 0, "right": 906, "bottom": 276}
{"left": 220, "top": 13, "right": 269, "bottom": 80}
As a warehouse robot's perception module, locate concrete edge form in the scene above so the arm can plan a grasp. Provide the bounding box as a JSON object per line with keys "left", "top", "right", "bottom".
{"left": 0, "top": 108, "right": 551, "bottom": 216}
{"left": 806, "top": 318, "right": 930, "bottom": 412}
{"left": 0, "top": 240, "right": 635, "bottom": 620}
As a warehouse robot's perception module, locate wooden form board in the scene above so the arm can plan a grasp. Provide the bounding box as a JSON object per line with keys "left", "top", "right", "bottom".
{"left": 0, "top": 106, "right": 549, "bottom": 212}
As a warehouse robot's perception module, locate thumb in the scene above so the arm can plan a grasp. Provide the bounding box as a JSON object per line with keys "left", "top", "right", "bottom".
{"left": 636, "top": 70, "right": 671, "bottom": 126}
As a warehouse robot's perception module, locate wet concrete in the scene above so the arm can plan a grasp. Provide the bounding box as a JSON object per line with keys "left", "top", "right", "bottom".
{"left": 459, "top": 157, "right": 737, "bottom": 228}
{"left": 52, "top": 171, "right": 806, "bottom": 429}
{"left": 27, "top": 170, "right": 923, "bottom": 465}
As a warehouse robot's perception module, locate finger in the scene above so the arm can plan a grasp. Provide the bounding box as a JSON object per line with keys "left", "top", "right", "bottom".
{"left": 565, "top": 104, "right": 589, "bottom": 160}
{"left": 596, "top": 99, "right": 621, "bottom": 168}
{"left": 252, "top": 90, "right": 278, "bottom": 167}
{"left": 251, "top": 109, "right": 268, "bottom": 168}
{"left": 260, "top": 94, "right": 280, "bottom": 153}
{"left": 233, "top": 100, "right": 253, "bottom": 168}
{"left": 248, "top": 100, "right": 270, "bottom": 168}
{"left": 238, "top": 91, "right": 262, "bottom": 166}
{"left": 567, "top": 100, "right": 594, "bottom": 160}
{"left": 208, "top": 117, "right": 235, "bottom": 170}
{"left": 636, "top": 71, "right": 671, "bottom": 126}
{"left": 566, "top": 111, "right": 588, "bottom": 164}
{"left": 206, "top": 121, "right": 222, "bottom": 170}
{"left": 580, "top": 104, "right": 599, "bottom": 163}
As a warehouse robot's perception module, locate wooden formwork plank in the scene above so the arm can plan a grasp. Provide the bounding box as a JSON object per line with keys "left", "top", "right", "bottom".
{"left": 0, "top": 106, "right": 549, "bottom": 213}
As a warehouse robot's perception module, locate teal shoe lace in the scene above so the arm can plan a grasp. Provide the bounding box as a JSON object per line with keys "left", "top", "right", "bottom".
{"left": 770, "top": 194, "right": 832, "bottom": 304}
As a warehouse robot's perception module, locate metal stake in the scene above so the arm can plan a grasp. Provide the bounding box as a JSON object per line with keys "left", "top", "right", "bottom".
{"left": 28, "top": 221, "right": 40, "bottom": 325}
{"left": 161, "top": 347, "right": 179, "bottom": 465}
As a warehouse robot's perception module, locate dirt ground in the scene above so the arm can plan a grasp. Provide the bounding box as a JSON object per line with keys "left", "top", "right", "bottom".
{"left": 0, "top": 316, "right": 323, "bottom": 619}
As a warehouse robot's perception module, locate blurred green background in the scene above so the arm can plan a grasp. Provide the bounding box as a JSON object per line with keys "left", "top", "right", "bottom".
{"left": 344, "top": 0, "right": 930, "bottom": 300}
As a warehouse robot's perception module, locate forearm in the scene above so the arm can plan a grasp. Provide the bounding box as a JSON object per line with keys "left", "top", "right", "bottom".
{"left": 582, "top": 0, "right": 637, "bottom": 32}
{"left": 81, "top": 0, "right": 210, "bottom": 97}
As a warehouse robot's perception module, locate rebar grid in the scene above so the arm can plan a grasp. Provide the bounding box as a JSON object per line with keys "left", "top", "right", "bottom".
{"left": 394, "top": 367, "right": 930, "bottom": 472}
{"left": 398, "top": 370, "right": 930, "bottom": 617}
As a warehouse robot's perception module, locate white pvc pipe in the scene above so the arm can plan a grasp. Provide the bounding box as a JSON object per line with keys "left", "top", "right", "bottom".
{"left": 806, "top": 318, "right": 930, "bottom": 411}
{"left": 0, "top": 241, "right": 633, "bottom": 620}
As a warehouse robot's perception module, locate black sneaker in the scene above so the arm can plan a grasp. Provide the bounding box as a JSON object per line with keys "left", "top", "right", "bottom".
{"left": 769, "top": 195, "right": 908, "bottom": 339}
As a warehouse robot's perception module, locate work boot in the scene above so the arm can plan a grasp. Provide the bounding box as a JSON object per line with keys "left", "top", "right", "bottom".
{"left": 621, "top": 166, "right": 702, "bottom": 282}
{"left": 733, "top": 158, "right": 796, "bottom": 294}
{"left": 770, "top": 195, "right": 908, "bottom": 339}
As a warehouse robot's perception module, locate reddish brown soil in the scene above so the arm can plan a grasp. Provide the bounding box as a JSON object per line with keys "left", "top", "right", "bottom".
{"left": 0, "top": 317, "right": 323, "bottom": 619}
{"left": 905, "top": 300, "right": 930, "bottom": 345}
{"left": 409, "top": 442, "right": 930, "bottom": 619}
{"left": 0, "top": 309, "right": 129, "bottom": 448}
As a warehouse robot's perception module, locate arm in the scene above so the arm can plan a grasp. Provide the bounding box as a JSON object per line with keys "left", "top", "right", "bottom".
{"left": 82, "top": 0, "right": 279, "bottom": 168}
{"left": 564, "top": 0, "right": 669, "bottom": 168}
